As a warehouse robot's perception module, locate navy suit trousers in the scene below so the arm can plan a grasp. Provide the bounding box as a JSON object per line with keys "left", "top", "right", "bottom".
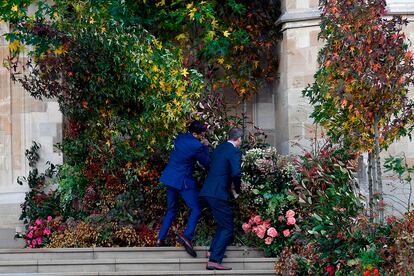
{"left": 158, "top": 186, "right": 201, "bottom": 241}
{"left": 202, "top": 196, "right": 234, "bottom": 263}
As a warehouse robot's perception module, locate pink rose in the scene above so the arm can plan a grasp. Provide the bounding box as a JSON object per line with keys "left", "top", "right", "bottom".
{"left": 47, "top": 216, "right": 53, "bottom": 221}
{"left": 283, "top": 229, "right": 290, "bottom": 237}
{"left": 35, "top": 218, "right": 42, "bottom": 225}
{"left": 32, "top": 239, "right": 37, "bottom": 245}
{"left": 285, "top": 210, "right": 295, "bottom": 218}
{"left": 262, "top": 220, "right": 271, "bottom": 229}
{"left": 287, "top": 217, "right": 296, "bottom": 225}
{"left": 43, "top": 228, "right": 51, "bottom": 235}
{"left": 248, "top": 218, "right": 255, "bottom": 225}
{"left": 278, "top": 216, "right": 284, "bottom": 223}
{"left": 27, "top": 231, "right": 33, "bottom": 239}
{"left": 267, "top": 227, "right": 278, "bottom": 238}
{"left": 265, "top": 237, "right": 273, "bottom": 245}
{"left": 242, "top": 223, "right": 251, "bottom": 233}
{"left": 255, "top": 225, "right": 266, "bottom": 239}
{"left": 253, "top": 215, "right": 263, "bottom": 225}
{"left": 36, "top": 237, "right": 42, "bottom": 245}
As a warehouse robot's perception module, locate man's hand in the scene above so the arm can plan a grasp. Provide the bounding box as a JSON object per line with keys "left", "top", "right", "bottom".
{"left": 201, "top": 138, "right": 210, "bottom": 146}
{"left": 231, "top": 184, "right": 239, "bottom": 199}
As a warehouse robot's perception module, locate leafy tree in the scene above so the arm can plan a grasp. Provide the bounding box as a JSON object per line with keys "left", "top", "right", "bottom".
{"left": 127, "top": 0, "right": 281, "bottom": 99}
{"left": 3, "top": 0, "right": 202, "bottom": 227}
{"left": 303, "top": 0, "right": 414, "bottom": 222}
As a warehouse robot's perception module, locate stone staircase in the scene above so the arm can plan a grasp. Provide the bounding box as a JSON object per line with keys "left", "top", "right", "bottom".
{"left": 0, "top": 246, "right": 276, "bottom": 275}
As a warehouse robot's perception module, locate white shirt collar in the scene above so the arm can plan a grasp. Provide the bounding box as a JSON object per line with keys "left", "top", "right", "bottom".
{"left": 227, "top": 140, "right": 237, "bottom": 147}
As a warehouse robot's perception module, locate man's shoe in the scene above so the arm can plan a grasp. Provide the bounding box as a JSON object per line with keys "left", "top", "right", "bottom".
{"left": 206, "top": 261, "right": 232, "bottom": 270}
{"left": 156, "top": 240, "right": 166, "bottom": 247}
{"left": 177, "top": 235, "right": 197, "bottom": 257}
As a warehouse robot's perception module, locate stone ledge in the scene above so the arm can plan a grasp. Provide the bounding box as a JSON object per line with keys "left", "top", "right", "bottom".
{"left": 277, "top": 10, "right": 320, "bottom": 26}
{"left": 277, "top": 8, "right": 414, "bottom": 30}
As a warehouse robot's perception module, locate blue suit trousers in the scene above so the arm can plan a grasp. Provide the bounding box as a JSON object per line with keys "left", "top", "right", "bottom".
{"left": 158, "top": 186, "right": 201, "bottom": 241}
{"left": 202, "top": 196, "right": 234, "bottom": 263}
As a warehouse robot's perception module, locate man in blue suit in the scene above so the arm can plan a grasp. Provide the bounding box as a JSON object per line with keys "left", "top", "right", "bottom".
{"left": 199, "top": 127, "right": 243, "bottom": 270}
{"left": 157, "top": 121, "right": 210, "bottom": 257}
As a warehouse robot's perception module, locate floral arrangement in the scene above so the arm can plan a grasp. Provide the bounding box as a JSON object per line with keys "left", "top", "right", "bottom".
{"left": 238, "top": 147, "right": 297, "bottom": 255}
{"left": 24, "top": 216, "right": 63, "bottom": 248}
{"left": 243, "top": 210, "right": 297, "bottom": 247}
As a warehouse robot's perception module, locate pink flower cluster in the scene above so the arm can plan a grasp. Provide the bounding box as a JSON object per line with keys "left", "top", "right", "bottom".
{"left": 242, "top": 210, "right": 297, "bottom": 246}
{"left": 242, "top": 215, "right": 279, "bottom": 245}
{"left": 25, "top": 216, "right": 53, "bottom": 248}
{"left": 285, "top": 210, "right": 296, "bottom": 225}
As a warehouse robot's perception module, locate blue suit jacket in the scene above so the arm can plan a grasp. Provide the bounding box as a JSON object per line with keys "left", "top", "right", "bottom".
{"left": 199, "top": 142, "right": 241, "bottom": 201}
{"left": 160, "top": 132, "right": 210, "bottom": 190}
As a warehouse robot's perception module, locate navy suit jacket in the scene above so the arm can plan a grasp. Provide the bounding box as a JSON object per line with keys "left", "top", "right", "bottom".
{"left": 160, "top": 132, "right": 210, "bottom": 190}
{"left": 200, "top": 142, "right": 241, "bottom": 201}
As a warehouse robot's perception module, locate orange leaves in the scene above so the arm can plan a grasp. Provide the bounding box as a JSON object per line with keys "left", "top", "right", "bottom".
{"left": 372, "top": 63, "right": 381, "bottom": 72}
{"left": 306, "top": 0, "right": 414, "bottom": 152}
{"left": 330, "top": 6, "right": 339, "bottom": 14}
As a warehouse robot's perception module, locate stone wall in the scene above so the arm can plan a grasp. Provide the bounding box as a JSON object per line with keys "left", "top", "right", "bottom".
{"left": 274, "top": 0, "right": 321, "bottom": 155}
{"left": 0, "top": 22, "right": 63, "bottom": 248}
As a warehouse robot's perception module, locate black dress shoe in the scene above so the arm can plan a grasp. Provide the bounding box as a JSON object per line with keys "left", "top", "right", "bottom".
{"left": 177, "top": 235, "right": 197, "bottom": 257}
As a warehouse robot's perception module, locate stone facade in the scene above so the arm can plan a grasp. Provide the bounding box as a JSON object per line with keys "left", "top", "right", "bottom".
{"left": 0, "top": 23, "right": 63, "bottom": 247}
{"left": 1, "top": 0, "right": 414, "bottom": 247}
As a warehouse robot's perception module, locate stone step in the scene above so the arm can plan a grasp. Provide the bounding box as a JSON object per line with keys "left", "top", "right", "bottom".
{"left": 0, "top": 229, "right": 25, "bottom": 249}
{"left": 0, "top": 246, "right": 264, "bottom": 261}
{"left": 0, "top": 258, "right": 276, "bottom": 274}
{"left": 0, "top": 270, "right": 276, "bottom": 275}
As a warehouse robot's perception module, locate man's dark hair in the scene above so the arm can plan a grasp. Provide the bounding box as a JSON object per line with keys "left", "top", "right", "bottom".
{"left": 188, "top": 120, "right": 206, "bottom": 134}
{"left": 228, "top": 128, "right": 243, "bottom": 141}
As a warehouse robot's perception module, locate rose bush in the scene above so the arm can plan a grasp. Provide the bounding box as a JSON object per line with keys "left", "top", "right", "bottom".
{"left": 238, "top": 147, "right": 298, "bottom": 255}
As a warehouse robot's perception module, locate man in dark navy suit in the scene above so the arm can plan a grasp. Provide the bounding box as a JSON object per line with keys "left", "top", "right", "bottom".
{"left": 199, "top": 127, "right": 243, "bottom": 270}
{"left": 157, "top": 121, "right": 210, "bottom": 257}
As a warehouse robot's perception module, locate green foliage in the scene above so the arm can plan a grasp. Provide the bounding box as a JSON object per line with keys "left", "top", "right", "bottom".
{"left": 384, "top": 154, "right": 414, "bottom": 213}
{"left": 240, "top": 147, "right": 294, "bottom": 217}
{"left": 384, "top": 155, "right": 414, "bottom": 182}
{"left": 127, "top": 0, "right": 281, "bottom": 98}
{"left": 5, "top": 0, "right": 203, "bottom": 246}
{"left": 56, "top": 163, "right": 88, "bottom": 218}
{"left": 238, "top": 147, "right": 297, "bottom": 255}
{"left": 17, "top": 142, "right": 59, "bottom": 224}
{"left": 5, "top": 0, "right": 280, "bottom": 248}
